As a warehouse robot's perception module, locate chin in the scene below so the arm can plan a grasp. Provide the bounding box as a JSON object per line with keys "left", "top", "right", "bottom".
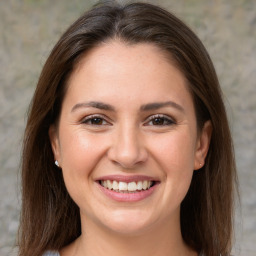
{"left": 98, "top": 209, "right": 157, "bottom": 236}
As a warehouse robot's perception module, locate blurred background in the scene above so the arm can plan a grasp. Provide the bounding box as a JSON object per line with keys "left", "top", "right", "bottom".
{"left": 0, "top": 0, "right": 255, "bottom": 255}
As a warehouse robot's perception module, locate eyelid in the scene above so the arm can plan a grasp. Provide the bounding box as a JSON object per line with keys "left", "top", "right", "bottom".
{"left": 80, "top": 113, "right": 176, "bottom": 126}
{"left": 81, "top": 114, "right": 112, "bottom": 125}
{"left": 143, "top": 114, "right": 176, "bottom": 126}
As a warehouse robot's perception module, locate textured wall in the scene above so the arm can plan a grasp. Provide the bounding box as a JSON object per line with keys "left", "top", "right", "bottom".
{"left": 0, "top": 0, "right": 255, "bottom": 255}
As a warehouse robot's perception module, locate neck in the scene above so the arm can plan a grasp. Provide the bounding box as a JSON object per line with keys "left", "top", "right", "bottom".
{"left": 66, "top": 214, "right": 197, "bottom": 256}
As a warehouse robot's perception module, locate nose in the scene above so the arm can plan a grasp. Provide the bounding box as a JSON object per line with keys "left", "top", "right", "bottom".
{"left": 107, "top": 124, "right": 148, "bottom": 169}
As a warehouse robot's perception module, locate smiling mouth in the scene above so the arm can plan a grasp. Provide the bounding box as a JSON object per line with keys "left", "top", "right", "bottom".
{"left": 99, "top": 180, "right": 156, "bottom": 193}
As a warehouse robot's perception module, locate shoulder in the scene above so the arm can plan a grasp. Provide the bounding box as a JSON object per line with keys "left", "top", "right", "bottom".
{"left": 42, "top": 251, "right": 60, "bottom": 256}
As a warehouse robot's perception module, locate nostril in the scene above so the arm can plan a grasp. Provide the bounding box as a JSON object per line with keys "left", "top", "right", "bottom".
{"left": 108, "top": 148, "right": 148, "bottom": 169}
{"left": 107, "top": 133, "right": 148, "bottom": 168}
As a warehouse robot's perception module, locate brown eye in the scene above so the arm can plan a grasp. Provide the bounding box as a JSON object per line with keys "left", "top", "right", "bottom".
{"left": 90, "top": 117, "right": 104, "bottom": 125}
{"left": 145, "top": 114, "right": 175, "bottom": 126}
{"left": 82, "top": 115, "right": 108, "bottom": 126}
{"left": 152, "top": 117, "right": 165, "bottom": 125}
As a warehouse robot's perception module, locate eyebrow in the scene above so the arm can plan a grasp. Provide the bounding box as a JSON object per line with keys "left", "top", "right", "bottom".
{"left": 71, "top": 101, "right": 115, "bottom": 112}
{"left": 71, "top": 100, "right": 184, "bottom": 113}
{"left": 140, "top": 101, "right": 185, "bottom": 112}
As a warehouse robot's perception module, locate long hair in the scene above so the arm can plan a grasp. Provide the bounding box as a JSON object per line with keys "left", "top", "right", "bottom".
{"left": 18, "top": 1, "right": 237, "bottom": 256}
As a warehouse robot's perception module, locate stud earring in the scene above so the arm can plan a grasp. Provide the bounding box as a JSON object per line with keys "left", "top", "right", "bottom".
{"left": 55, "top": 160, "right": 60, "bottom": 167}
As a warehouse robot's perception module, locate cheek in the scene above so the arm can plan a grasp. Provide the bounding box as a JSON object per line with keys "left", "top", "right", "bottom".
{"left": 60, "top": 129, "right": 102, "bottom": 168}
{"left": 58, "top": 129, "right": 107, "bottom": 191}
{"left": 151, "top": 130, "right": 196, "bottom": 172}
{"left": 149, "top": 130, "right": 196, "bottom": 200}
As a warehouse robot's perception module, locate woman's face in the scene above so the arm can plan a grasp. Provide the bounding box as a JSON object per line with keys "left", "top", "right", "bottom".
{"left": 50, "top": 41, "right": 211, "bottom": 235}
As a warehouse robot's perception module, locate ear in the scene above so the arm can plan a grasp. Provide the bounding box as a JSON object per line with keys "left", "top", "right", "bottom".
{"left": 49, "top": 125, "right": 61, "bottom": 167}
{"left": 194, "top": 120, "right": 212, "bottom": 170}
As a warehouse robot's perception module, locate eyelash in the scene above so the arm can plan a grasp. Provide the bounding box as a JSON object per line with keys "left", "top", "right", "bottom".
{"left": 81, "top": 114, "right": 176, "bottom": 126}
{"left": 81, "top": 114, "right": 110, "bottom": 126}
{"left": 144, "top": 114, "right": 176, "bottom": 126}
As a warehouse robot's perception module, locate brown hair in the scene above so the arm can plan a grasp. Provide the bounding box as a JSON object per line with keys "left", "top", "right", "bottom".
{"left": 18, "top": 1, "right": 237, "bottom": 256}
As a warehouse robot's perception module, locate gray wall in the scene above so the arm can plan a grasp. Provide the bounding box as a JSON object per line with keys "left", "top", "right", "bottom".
{"left": 0, "top": 0, "right": 255, "bottom": 255}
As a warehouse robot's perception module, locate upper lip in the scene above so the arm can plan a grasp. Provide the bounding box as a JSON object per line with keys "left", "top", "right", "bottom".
{"left": 96, "top": 175, "right": 159, "bottom": 183}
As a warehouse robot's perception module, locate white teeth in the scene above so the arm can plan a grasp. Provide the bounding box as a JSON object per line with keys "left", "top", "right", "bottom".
{"left": 112, "top": 180, "right": 119, "bottom": 190}
{"left": 107, "top": 180, "right": 113, "bottom": 190}
{"left": 100, "top": 180, "right": 154, "bottom": 192}
{"left": 128, "top": 182, "right": 137, "bottom": 191}
{"left": 119, "top": 181, "right": 128, "bottom": 191}
{"left": 137, "top": 181, "right": 143, "bottom": 190}
{"left": 142, "top": 180, "right": 148, "bottom": 190}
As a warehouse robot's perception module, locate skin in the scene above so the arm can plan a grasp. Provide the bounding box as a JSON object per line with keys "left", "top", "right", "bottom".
{"left": 50, "top": 41, "right": 212, "bottom": 256}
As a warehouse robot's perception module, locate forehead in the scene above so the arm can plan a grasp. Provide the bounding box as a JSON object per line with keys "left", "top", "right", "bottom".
{"left": 73, "top": 40, "right": 175, "bottom": 76}
{"left": 64, "top": 40, "right": 193, "bottom": 110}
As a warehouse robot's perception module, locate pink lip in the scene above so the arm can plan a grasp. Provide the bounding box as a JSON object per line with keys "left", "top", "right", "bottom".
{"left": 95, "top": 175, "right": 160, "bottom": 202}
{"left": 96, "top": 174, "right": 157, "bottom": 182}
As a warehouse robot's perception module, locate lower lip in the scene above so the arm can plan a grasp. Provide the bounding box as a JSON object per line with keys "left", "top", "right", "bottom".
{"left": 97, "top": 183, "right": 159, "bottom": 202}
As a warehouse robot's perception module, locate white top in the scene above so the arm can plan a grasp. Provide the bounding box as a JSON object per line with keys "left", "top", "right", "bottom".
{"left": 43, "top": 251, "right": 60, "bottom": 256}
{"left": 43, "top": 250, "right": 204, "bottom": 255}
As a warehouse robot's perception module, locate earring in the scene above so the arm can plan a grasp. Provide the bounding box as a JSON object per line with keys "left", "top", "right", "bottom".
{"left": 55, "top": 160, "right": 60, "bottom": 167}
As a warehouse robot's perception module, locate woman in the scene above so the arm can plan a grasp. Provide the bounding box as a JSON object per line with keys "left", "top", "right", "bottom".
{"left": 18, "top": 1, "right": 237, "bottom": 256}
